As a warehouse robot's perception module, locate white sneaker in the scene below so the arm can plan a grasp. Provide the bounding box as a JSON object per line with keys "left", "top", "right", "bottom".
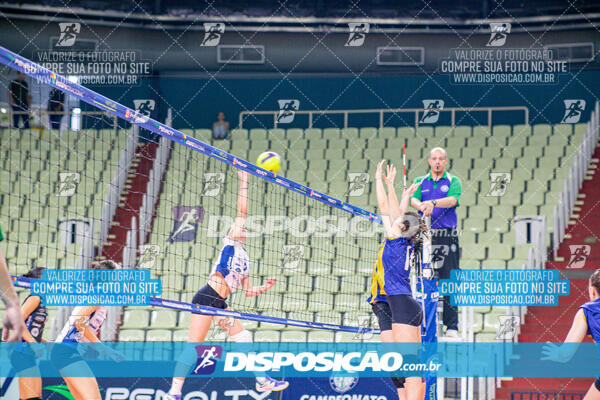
{"left": 445, "top": 329, "right": 459, "bottom": 338}
{"left": 256, "top": 377, "right": 290, "bottom": 392}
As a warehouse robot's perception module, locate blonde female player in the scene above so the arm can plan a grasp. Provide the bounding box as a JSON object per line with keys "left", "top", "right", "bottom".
{"left": 166, "top": 170, "right": 287, "bottom": 400}
{"left": 9, "top": 267, "right": 47, "bottom": 400}
{"left": 375, "top": 160, "right": 426, "bottom": 400}
{"left": 367, "top": 243, "right": 408, "bottom": 400}
{"left": 50, "top": 260, "right": 123, "bottom": 400}
{"left": 542, "top": 268, "right": 600, "bottom": 399}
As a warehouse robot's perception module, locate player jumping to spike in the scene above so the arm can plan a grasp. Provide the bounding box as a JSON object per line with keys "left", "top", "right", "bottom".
{"left": 375, "top": 160, "right": 427, "bottom": 400}
{"left": 165, "top": 171, "right": 288, "bottom": 400}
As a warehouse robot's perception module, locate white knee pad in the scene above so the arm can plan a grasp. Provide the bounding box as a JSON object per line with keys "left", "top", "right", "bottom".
{"left": 230, "top": 329, "right": 252, "bottom": 343}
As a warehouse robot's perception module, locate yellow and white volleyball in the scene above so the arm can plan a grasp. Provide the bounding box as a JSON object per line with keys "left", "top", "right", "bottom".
{"left": 256, "top": 151, "right": 281, "bottom": 173}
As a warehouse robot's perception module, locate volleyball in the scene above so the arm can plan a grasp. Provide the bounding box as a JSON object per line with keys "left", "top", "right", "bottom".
{"left": 256, "top": 151, "right": 281, "bottom": 173}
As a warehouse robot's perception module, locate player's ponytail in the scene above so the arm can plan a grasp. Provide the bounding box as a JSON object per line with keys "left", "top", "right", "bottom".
{"left": 400, "top": 211, "right": 428, "bottom": 240}
{"left": 590, "top": 269, "right": 600, "bottom": 295}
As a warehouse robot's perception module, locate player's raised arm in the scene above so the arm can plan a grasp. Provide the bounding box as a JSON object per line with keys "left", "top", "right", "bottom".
{"left": 241, "top": 276, "right": 276, "bottom": 297}
{"left": 375, "top": 160, "right": 393, "bottom": 236}
{"left": 228, "top": 170, "right": 249, "bottom": 242}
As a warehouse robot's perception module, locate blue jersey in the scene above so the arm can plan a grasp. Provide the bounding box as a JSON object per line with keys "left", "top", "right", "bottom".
{"left": 580, "top": 298, "right": 600, "bottom": 342}
{"left": 381, "top": 237, "right": 413, "bottom": 296}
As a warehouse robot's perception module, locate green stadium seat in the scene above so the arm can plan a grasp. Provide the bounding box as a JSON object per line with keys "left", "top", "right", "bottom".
{"left": 254, "top": 330, "right": 280, "bottom": 342}
{"left": 308, "top": 294, "right": 334, "bottom": 312}
{"left": 473, "top": 126, "right": 491, "bottom": 137}
{"left": 281, "top": 294, "right": 307, "bottom": 311}
{"left": 308, "top": 331, "right": 335, "bottom": 342}
{"left": 230, "top": 129, "right": 248, "bottom": 140}
{"left": 481, "top": 259, "right": 507, "bottom": 269}
{"left": 288, "top": 275, "right": 314, "bottom": 293}
{"left": 533, "top": 124, "right": 552, "bottom": 137}
{"left": 323, "top": 128, "right": 341, "bottom": 139}
{"left": 359, "top": 127, "right": 377, "bottom": 138}
{"left": 463, "top": 218, "right": 486, "bottom": 233}
{"left": 416, "top": 127, "right": 434, "bottom": 139}
{"left": 250, "top": 128, "right": 268, "bottom": 140}
{"left": 286, "top": 128, "right": 304, "bottom": 137}
{"left": 146, "top": 329, "right": 173, "bottom": 341}
{"left": 378, "top": 127, "right": 396, "bottom": 138}
{"left": 281, "top": 330, "right": 307, "bottom": 342}
{"left": 305, "top": 128, "right": 322, "bottom": 138}
{"left": 397, "top": 127, "right": 415, "bottom": 139}
{"left": 453, "top": 126, "right": 471, "bottom": 138}
{"left": 119, "top": 329, "right": 146, "bottom": 341}
{"left": 461, "top": 243, "right": 486, "bottom": 260}
{"left": 341, "top": 127, "right": 359, "bottom": 138}
{"left": 315, "top": 311, "right": 342, "bottom": 325}
{"left": 487, "top": 243, "right": 513, "bottom": 261}
{"left": 122, "top": 309, "right": 150, "bottom": 329}
{"left": 173, "top": 330, "right": 189, "bottom": 341}
{"left": 268, "top": 128, "right": 286, "bottom": 141}
{"left": 335, "top": 294, "right": 359, "bottom": 311}
{"left": 512, "top": 124, "right": 531, "bottom": 137}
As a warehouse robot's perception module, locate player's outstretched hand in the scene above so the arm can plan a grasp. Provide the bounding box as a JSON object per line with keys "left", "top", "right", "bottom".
{"left": 2, "top": 303, "right": 25, "bottom": 342}
{"left": 375, "top": 160, "right": 386, "bottom": 180}
{"left": 384, "top": 164, "right": 397, "bottom": 186}
{"left": 541, "top": 341, "right": 561, "bottom": 362}
{"left": 264, "top": 277, "right": 276, "bottom": 291}
{"left": 403, "top": 182, "right": 421, "bottom": 198}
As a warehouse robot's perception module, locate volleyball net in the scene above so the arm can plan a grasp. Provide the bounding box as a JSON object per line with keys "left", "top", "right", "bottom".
{"left": 0, "top": 45, "right": 386, "bottom": 337}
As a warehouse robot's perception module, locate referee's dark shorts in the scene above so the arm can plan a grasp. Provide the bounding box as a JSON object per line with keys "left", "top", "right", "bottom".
{"left": 432, "top": 228, "right": 460, "bottom": 331}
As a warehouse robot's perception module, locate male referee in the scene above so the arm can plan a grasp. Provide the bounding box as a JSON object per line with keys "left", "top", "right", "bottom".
{"left": 410, "top": 147, "right": 462, "bottom": 338}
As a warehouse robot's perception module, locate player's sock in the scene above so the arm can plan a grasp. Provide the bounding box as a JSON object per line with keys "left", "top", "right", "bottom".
{"left": 169, "top": 377, "right": 185, "bottom": 395}
{"left": 230, "top": 329, "right": 252, "bottom": 343}
{"left": 229, "top": 330, "right": 268, "bottom": 385}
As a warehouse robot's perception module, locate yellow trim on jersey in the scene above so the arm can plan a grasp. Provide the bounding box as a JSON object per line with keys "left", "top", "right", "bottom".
{"left": 368, "top": 243, "right": 386, "bottom": 303}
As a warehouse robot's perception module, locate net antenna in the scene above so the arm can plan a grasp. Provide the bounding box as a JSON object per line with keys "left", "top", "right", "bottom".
{"left": 402, "top": 143, "right": 407, "bottom": 188}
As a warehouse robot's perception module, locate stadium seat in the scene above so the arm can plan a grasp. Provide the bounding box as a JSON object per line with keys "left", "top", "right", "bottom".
{"left": 281, "top": 330, "right": 307, "bottom": 342}
{"left": 122, "top": 309, "right": 150, "bottom": 329}
{"left": 254, "top": 330, "right": 280, "bottom": 342}
{"left": 145, "top": 330, "right": 172, "bottom": 341}
{"left": 308, "top": 331, "right": 335, "bottom": 342}
{"left": 119, "top": 329, "right": 146, "bottom": 341}
{"left": 151, "top": 310, "right": 178, "bottom": 329}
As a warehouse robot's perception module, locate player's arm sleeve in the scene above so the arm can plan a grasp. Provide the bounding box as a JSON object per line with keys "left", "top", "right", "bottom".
{"left": 410, "top": 176, "right": 425, "bottom": 201}
{"left": 447, "top": 175, "right": 462, "bottom": 206}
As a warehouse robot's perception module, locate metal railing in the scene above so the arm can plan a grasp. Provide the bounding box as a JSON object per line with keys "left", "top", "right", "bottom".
{"left": 4, "top": 109, "right": 118, "bottom": 132}
{"left": 239, "top": 106, "right": 529, "bottom": 130}
{"left": 139, "top": 108, "right": 173, "bottom": 247}
{"left": 553, "top": 101, "right": 599, "bottom": 258}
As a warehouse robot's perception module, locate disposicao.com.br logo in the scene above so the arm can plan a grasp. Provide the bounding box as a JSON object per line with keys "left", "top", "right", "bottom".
{"left": 223, "top": 352, "right": 441, "bottom": 374}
